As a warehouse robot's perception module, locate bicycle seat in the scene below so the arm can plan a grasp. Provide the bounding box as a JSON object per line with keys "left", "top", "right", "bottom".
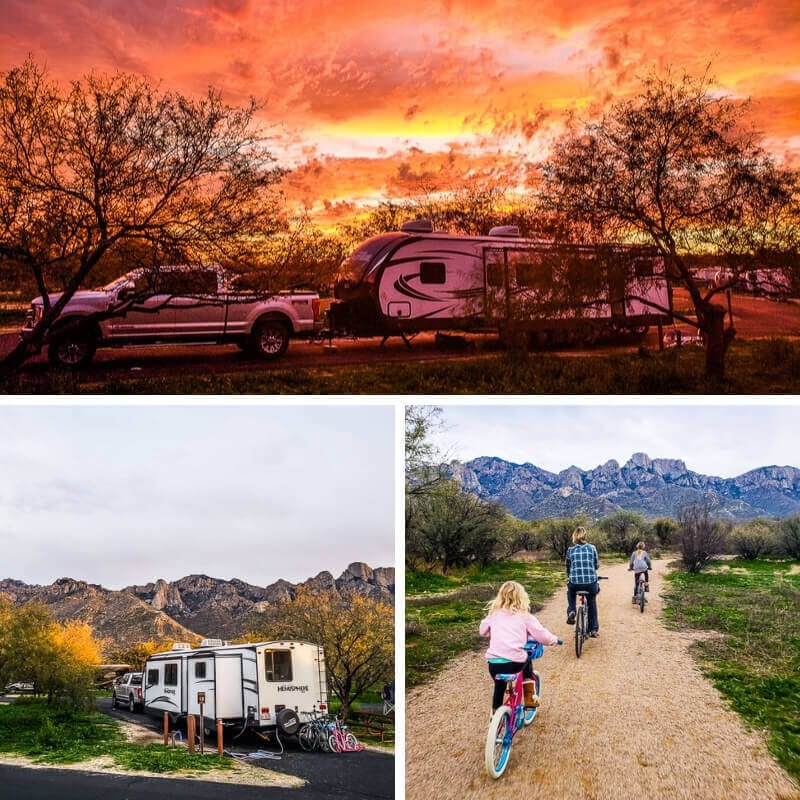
{"left": 494, "top": 672, "right": 521, "bottom": 682}
{"left": 576, "top": 590, "right": 590, "bottom": 596}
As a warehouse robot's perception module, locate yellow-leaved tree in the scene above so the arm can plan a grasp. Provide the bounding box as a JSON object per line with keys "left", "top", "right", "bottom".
{"left": 250, "top": 587, "right": 394, "bottom": 720}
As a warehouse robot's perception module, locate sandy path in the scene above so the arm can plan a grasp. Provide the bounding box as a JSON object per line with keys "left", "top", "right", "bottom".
{"left": 406, "top": 559, "right": 799, "bottom": 800}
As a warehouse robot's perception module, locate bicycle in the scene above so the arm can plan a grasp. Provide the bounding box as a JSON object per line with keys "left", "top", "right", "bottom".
{"left": 298, "top": 709, "right": 332, "bottom": 752}
{"left": 327, "top": 714, "right": 362, "bottom": 753}
{"left": 633, "top": 571, "right": 648, "bottom": 613}
{"left": 484, "top": 638, "right": 562, "bottom": 779}
{"left": 573, "top": 576, "right": 608, "bottom": 658}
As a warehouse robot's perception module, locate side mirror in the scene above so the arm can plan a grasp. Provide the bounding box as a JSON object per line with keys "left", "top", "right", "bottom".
{"left": 117, "top": 281, "right": 136, "bottom": 302}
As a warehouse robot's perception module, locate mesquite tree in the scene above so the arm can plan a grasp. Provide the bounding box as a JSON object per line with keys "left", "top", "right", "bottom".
{"left": 540, "top": 68, "right": 799, "bottom": 379}
{"left": 0, "top": 58, "right": 284, "bottom": 373}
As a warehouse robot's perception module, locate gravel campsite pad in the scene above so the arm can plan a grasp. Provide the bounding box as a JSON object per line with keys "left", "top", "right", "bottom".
{"left": 406, "top": 559, "right": 800, "bottom": 800}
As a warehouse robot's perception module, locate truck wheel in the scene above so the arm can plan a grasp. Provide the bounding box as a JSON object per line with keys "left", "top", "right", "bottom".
{"left": 48, "top": 330, "right": 97, "bottom": 367}
{"left": 252, "top": 319, "right": 290, "bottom": 359}
{"left": 128, "top": 695, "right": 137, "bottom": 713}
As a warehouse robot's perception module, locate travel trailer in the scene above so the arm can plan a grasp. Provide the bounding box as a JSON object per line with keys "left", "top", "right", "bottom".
{"left": 329, "top": 221, "right": 673, "bottom": 345}
{"left": 142, "top": 639, "right": 328, "bottom": 735}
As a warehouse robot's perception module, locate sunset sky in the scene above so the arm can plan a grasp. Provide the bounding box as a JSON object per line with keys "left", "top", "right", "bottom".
{"left": 2, "top": 0, "right": 799, "bottom": 219}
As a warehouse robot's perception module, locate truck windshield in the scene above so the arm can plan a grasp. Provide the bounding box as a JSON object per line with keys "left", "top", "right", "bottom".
{"left": 337, "top": 234, "right": 401, "bottom": 287}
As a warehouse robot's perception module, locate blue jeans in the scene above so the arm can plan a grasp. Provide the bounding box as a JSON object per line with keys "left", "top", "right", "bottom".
{"left": 567, "top": 581, "right": 599, "bottom": 632}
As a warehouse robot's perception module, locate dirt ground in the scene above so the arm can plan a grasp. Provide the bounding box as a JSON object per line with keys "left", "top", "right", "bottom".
{"left": 405, "top": 559, "right": 800, "bottom": 800}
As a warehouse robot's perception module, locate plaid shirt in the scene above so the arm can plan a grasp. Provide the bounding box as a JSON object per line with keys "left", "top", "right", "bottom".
{"left": 566, "top": 542, "right": 599, "bottom": 584}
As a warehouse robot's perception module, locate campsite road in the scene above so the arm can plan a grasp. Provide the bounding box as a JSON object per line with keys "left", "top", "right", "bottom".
{"left": 0, "top": 762, "right": 391, "bottom": 800}
{"left": 98, "top": 696, "right": 394, "bottom": 800}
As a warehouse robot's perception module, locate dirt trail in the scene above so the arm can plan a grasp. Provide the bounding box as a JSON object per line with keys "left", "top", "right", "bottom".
{"left": 406, "top": 559, "right": 799, "bottom": 800}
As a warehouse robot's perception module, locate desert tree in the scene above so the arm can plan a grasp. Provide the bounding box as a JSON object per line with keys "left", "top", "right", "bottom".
{"left": 541, "top": 516, "right": 590, "bottom": 561}
{"left": 729, "top": 519, "right": 777, "bottom": 560}
{"left": 540, "top": 68, "right": 799, "bottom": 379}
{"left": 677, "top": 503, "right": 729, "bottom": 573}
{"left": 778, "top": 515, "right": 800, "bottom": 560}
{"left": 598, "top": 510, "right": 650, "bottom": 555}
{"left": 0, "top": 58, "right": 285, "bottom": 373}
{"left": 249, "top": 587, "right": 393, "bottom": 720}
{"left": 407, "top": 479, "right": 507, "bottom": 572}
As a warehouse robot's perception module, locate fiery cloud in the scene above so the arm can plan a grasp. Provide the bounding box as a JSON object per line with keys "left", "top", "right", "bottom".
{"left": 1, "top": 0, "right": 798, "bottom": 212}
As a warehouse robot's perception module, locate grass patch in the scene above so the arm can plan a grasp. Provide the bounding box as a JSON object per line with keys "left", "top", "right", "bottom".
{"left": 661, "top": 558, "right": 800, "bottom": 781}
{"left": 4, "top": 338, "right": 800, "bottom": 394}
{"left": 0, "top": 698, "right": 231, "bottom": 773}
{"left": 406, "top": 559, "right": 563, "bottom": 688}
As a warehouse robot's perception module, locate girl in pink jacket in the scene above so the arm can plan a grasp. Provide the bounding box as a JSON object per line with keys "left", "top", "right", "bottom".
{"left": 479, "top": 580, "right": 559, "bottom": 713}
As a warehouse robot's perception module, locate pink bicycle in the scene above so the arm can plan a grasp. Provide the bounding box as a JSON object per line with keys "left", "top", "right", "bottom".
{"left": 484, "top": 638, "right": 562, "bottom": 779}
{"left": 327, "top": 715, "right": 363, "bottom": 753}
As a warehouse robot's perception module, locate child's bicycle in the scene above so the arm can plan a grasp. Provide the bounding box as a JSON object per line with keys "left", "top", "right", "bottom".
{"left": 633, "top": 571, "right": 648, "bottom": 613}
{"left": 574, "top": 575, "right": 608, "bottom": 658}
{"left": 484, "top": 638, "right": 562, "bottom": 779}
{"left": 327, "top": 714, "right": 363, "bottom": 753}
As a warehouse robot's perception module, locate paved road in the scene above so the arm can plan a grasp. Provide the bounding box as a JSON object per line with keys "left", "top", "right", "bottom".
{"left": 97, "top": 697, "right": 394, "bottom": 800}
{"left": 0, "top": 762, "right": 393, "bottom": 800}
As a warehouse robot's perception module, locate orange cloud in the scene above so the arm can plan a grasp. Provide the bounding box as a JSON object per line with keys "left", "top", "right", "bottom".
{"left": 1, "top": 0, "right": 798, "bottom": 213}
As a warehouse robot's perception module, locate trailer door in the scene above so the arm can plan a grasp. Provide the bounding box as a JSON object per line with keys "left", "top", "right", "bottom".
{"left": 187, "top": 657, "right": 215, "bottom": 719}
{"left": 214, "top": 654, "right": 244, "bottom": 719}
{"left": 484, "top": 248, "right": 507, "bottom": 320}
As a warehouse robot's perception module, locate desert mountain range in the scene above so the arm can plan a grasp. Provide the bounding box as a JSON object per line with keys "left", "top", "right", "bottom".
{"left": 0, "top": 562, "right": 394, "bottom": 652}
{"left": 448, "top": 452, "right": 800, "bottom": 521}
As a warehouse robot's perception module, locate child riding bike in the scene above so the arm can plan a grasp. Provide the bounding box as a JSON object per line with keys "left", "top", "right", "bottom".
{"left": 479, "top": 581, "right": 559, "bottom": 715}
{"left": 628, "top": 541, "right": 652, "bottom": 601}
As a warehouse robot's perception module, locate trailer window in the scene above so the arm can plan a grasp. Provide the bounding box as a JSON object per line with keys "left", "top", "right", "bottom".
{"left": 194, "top": 662, "right": 207, "bottom": 679}
{"left": 419, "top": 262, "right": 446, "bottom": 284}
{"left": 264, "top": 650, "right": 293, "bottom": 682}
{"left": 147, "top": 669, "right": 159, "bottom": 686}
{"left": 164, "top": 664, "right": 178, "bottom": 686}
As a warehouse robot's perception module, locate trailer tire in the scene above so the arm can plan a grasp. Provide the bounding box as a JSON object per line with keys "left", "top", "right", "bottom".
{"left": 276, "top": 708, "right": 301, "bottom": 736}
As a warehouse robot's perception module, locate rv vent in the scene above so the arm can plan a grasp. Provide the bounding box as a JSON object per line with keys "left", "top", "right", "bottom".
{"left": 488, "top": 225, "right": 521, "bottom": 237}
{"left": 171, "top": 642, "right": 193, "bottom": 650}
{"left": 200, "top": 638, "right": 224, "bottom": 648}
{"left": 400, "top": 219, "right": 434, "bottom": 234}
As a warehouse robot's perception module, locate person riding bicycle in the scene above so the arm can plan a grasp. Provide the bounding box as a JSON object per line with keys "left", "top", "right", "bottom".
{"left": 565, "top": 526, "right": 600, "bottom": 637}
{"left": 479, "top": 581, "right": 559, "bottom": 715}
{"left": 628, "top": 541, "right": 652, "bottom": 602}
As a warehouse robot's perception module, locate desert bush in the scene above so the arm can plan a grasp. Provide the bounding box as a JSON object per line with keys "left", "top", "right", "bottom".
{"left": 729, "top": 520, "right": 778, "bottom": 560}
{"left": 677, "top": 503, "right": 730, "bottom": 573}
{"left": 777, "top": 515, "right": 800, "bottom": 559}
{"left": 598, "top": 510, "right": 649, "bottom": 554}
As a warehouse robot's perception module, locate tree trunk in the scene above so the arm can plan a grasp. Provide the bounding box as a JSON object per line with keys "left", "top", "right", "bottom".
{"left": 702, "top": 303, "right": 731, "bottom": 380}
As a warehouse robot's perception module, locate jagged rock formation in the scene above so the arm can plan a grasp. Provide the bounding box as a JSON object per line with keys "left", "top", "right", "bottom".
{"left": 0, "top": 577, "right": 200, "bottom": 650}
{"left": 125, "top": 562, "right": 395, "bottom": 639}
{"left": 1, "top": 562, "right": 394, "bottom": 652}
{"left": 447, "top": 454, "right": 800, "bottom": 521}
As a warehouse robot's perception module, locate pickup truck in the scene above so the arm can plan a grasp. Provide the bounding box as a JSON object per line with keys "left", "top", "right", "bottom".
{"left": 20, "top": 264, "right": 322, "bottom": 367}
{"left": 112, "top": 672, "right": 144, "bottom": 713}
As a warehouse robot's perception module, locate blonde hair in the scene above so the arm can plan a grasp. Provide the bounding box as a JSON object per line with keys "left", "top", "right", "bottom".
{"left": 572, "top": 526, "right": 587, "bottom": 543}
{"left": 486, "top": 581, "right": 530, "bottom": 614}
{"left": 636, "top": 541, "right": 646, "bottom": 554}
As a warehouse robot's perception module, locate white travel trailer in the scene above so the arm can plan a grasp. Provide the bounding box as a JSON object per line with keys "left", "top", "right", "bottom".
{"left": 142, "top": 639, "right": 328, "bottom": 736}
{"left": 329, "top": 221, "right": 673, "bottom": 345}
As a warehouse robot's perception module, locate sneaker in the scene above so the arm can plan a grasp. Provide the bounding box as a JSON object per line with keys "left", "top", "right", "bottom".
{"left": 566, "top": 611, "right": 576, "bottom": 625}
{"left": 632, "top": 596, "right": 637, "bottom": 603}
{"left": 589, "top": 631, "right": 599, "bottom": 638}
{"left": 645, "top": 585, "right": 650, "bottom": 592}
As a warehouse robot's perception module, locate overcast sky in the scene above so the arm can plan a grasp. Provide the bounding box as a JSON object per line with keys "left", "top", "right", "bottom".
{"left": 0, "top": 403, "right": 395, "bottom": 590}
{"left": 424, "top": 401, "right": 800, "bottom": 478}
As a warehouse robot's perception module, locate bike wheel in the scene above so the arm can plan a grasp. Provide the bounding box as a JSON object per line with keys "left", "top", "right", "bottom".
{"left": 575, "top": 605, "right": 585, "bottom": 658}
{"left": 485, "top": 707, "right": 513, "bottom": 779}
{"left": 523, "top": 671, "right": 541, "bottom": 726}
{"left": 638, "top": 586, "right": 646, "bottom": 613}
{"left": 298, "top": 723, "right": 317, "bottom": 751}
{"left": 344, "top": 732, "right": 359, "bottom": 750}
